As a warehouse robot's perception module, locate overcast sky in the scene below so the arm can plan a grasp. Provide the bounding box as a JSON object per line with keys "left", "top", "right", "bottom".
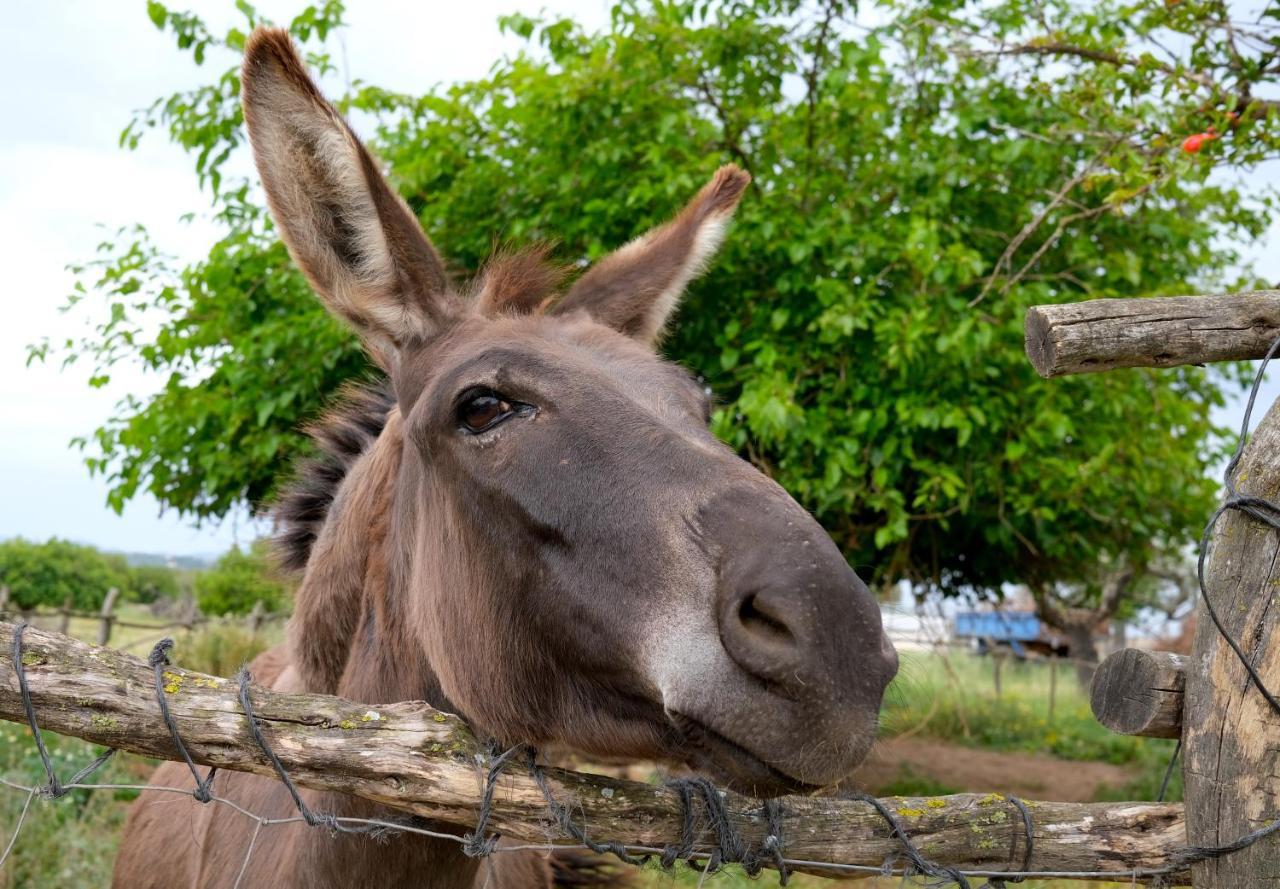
{"left": 1, "top": 1, "right": 1277, "bottom": 557}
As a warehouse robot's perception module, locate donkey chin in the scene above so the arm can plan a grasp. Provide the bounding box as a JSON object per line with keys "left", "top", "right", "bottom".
{"left": 657, "top": 647, "right": 895, "bottom": 797}
{"left": 668, "top": 709, "right": 880, "bottom": 797}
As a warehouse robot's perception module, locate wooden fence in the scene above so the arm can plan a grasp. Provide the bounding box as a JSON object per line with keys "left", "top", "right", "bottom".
{"left": 1033, "top": 288, "right": 1280, "bottom": 886}
{"left": 0, "top": 585, "right": 282, "bottom": 650}
{"left": 0, "top": 620, "right": 1190, "bottom": 883}
{"left": 0, "top": 288, "right": 1276, "bottom": 885}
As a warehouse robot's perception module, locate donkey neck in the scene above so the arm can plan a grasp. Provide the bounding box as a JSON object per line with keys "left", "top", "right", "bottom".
{"left": 284, "top": 409, "right": 484, "bottom": 888}
{"left": 289, "top": 408, "right": 436, "bottom": 702}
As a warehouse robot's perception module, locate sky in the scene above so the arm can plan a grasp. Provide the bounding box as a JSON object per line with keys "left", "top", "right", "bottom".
{"left": 0, "top": 1, "right": 1277, "bottom": 558}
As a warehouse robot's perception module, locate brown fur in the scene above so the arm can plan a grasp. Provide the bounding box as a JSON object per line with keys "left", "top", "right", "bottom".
{"left": 474, "top": 244, "right": 569, "bottom": 316}
{"left": 114, "top": 27, "right": 897, "bottom": 888}
{"left": 273, "top": 380, "right": 396, "bottom": 573}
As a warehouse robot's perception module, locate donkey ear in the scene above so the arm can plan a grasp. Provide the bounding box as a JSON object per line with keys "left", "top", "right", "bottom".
{"left": 554, "top": 165, "right": 750, "bottom": 344}
{"left": 241, "top": 28, "right": 456, "bottom": 359}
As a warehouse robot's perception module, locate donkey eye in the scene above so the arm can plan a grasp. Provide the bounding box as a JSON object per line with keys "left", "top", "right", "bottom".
{"left": 457, "top": 391, "right": 516, "bottom": 433}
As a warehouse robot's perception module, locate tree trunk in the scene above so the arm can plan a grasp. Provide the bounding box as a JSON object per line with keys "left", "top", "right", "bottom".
{"left": 1065, "top": 624, "right": 1099, "bottom": 685}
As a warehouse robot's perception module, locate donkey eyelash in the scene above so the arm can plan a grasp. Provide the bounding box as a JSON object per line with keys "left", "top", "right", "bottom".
{"left": 454, "top": 387, "right": 536, "bottom": 435}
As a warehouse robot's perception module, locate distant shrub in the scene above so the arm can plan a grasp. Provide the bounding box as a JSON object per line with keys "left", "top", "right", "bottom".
{"left": 194, "top": 539, "right": 290, "bottom": 616}
{"left": 0, "top": 538, "right": 132, "bottom": 610}
{"left": 127, "top": 563, "right": 181, "bottom": 603}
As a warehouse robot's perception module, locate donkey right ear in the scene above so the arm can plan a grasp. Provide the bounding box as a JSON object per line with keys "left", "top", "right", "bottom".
{"left": 241, "top": 28, "right": 456, "bottom": 359}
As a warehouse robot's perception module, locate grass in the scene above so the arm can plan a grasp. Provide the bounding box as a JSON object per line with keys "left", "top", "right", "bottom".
{"left": 0, "top": 727, "right": 150, "bottom": 887}
{"left": 0, "top": 623, "right": 1178, "bottom": 887}
{"left": 880, "top": 649, "right": 1182, "bottom": 802}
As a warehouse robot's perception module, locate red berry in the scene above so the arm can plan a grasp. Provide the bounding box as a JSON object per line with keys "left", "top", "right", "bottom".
{"left": 1181, "top": 131, "right": 1218, "bottom": 154}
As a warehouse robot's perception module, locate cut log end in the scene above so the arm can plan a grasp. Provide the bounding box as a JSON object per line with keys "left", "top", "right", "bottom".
{"left": 1090, "top": 648, "right": 1186, "bottom": 739}
{"left": 1024, "top": 306, "right": 1058, "bottom": 378}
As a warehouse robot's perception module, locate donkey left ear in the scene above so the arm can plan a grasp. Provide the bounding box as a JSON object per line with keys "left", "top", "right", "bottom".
{"left": 554, "top": 165, "right": 750, "bottom": 344}
{"left": 241, "top": 27, "right": 456, "bottom": 364}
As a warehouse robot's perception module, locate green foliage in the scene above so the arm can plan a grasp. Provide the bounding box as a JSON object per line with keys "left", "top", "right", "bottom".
{"left": 0, "top": 729, "right": 148, "bottom": 888}
{"left": 33, "top": 0, "right": 1280, "bottom": 600}
{"left": 193, "top": 539, "right": 290, "bottom": 616}
{"left": 0, "top": 539, "right": 138, "bottom": 610}
{"left": 127, "top": 563, "right": 180, "bottom": 604}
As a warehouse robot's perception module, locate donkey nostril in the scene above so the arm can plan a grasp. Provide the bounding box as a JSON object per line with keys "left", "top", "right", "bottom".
{"left": 737, "top": 592, "right": 796, "bottom": 646}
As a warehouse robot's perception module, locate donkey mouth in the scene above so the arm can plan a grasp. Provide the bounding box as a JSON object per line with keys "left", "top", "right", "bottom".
{"left": 669, "top": 713, "right": 824, "bottom": 798}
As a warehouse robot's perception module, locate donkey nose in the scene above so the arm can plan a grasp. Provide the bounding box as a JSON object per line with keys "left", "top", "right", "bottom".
{"left": 720, "top": 585, "right": 807, "bottom": 683}
{"left": 702, "top": 486, "right": 895, "bottom": 698}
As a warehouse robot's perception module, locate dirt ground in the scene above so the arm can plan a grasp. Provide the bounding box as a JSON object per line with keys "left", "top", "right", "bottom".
{"left": 852, "top": 736, "right": 1138, "bottom": 802}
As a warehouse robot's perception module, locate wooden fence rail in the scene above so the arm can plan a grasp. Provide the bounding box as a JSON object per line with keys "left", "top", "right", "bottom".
{"left": 1024, "top": 290, "right": 1280, "bottom": 377}
{"left": 0, "top": 621, "right": 1190, "bottom": 883}
{"left": 0, "top": 586, "right": 283, "bottom": 649}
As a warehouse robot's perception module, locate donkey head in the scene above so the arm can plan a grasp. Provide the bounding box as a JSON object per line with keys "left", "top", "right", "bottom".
{"left": 243, "top": 28, "right": 897, "bottom": 795}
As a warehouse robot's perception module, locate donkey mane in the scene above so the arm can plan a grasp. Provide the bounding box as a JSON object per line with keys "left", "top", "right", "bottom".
{"left": 272, "top": 378, "right": 397, "bottom": 573}
{"left": 272, "top": 248, "right": 567, "bottom": 573}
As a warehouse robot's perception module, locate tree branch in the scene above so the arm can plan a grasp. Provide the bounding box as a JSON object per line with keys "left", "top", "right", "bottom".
{"left": 987, "top": 40, "right": 1280, "bottom": 119}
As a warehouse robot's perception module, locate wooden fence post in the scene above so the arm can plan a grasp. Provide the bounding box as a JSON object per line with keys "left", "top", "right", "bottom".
{"left": 1025, "top": 291, "right": 1280, "bottom": 887}
{"left": 1182, "top": 398, "right": 1280, "bottom": 885}
{"left": 0, "top": 585, "right": 10, "bottom": 621}
{"left": 96, "top": 588, "right": 120, "bottom": 647}
{"left": 245, "top": 599, "right": 265, "bottom": 634}
{"left": 176, "top": 592, "right": 198, "bottom": 634}
{"left": 1047, "top": 658, "right": 1058, "bottom": 723}
{"left": 992, "top": 651, "right": 1003, "bottom": 697}
{"left": 57, "top": 595, "right": 73, "bottom": 636}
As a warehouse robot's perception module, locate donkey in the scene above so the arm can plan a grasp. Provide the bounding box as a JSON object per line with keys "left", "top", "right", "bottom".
{"left": 113, "top": 27, "right": 898, "bottom": 889}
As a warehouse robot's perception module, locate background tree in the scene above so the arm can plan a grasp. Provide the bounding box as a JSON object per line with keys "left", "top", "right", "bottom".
{"left": 0, "top": 539, "right": 136, "bottom": 610}
{"left": 32, "top": 0, "right": 1280, "bottom": 641}
{"left": 193, "top": 539, "right": 291, "bottom": 616}
{"left": 128, "top": 563, "right": 181, "bottom": 604}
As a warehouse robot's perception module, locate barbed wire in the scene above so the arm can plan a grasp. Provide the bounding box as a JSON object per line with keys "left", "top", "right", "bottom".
{"left": 0, "top": 621, "right": 1201, "bottom": 888}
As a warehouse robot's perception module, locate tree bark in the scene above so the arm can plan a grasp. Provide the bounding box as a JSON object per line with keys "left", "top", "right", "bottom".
{"left": 1031, "top": 565, "right": 1132, "bottom": 685}
{"left": 1183, "top": 399, "right": 1280, "bottom": 886}
{"left": 1065, "top": 624, "right": 1100, "bottom": 685}
{"left": 1024, "top": 291, "right": 1280, "bottom": 377}
{"left": 0, "top": 621, "right": 1191, "bottom": 883}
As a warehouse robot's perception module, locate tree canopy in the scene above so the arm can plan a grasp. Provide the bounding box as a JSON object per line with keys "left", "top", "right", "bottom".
{"left": 194, "top": 539, "right": 291, "bottom": 615}
{"left": 33, "top": 0, "right": 1280, "bottom": 601}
